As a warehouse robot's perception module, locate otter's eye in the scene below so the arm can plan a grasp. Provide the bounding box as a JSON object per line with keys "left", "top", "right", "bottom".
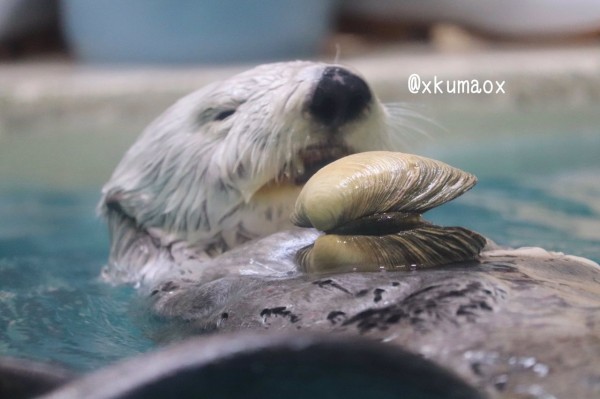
{"left": 214, "top": 109, "right": 236, "bottom": 121}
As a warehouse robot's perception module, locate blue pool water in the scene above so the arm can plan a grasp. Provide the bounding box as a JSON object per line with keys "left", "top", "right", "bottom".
{"left": 0, "top": 188, "right": 154, "bottom": 371}
{"left": 0, "top": 130, "right": 598, "bottom": 372}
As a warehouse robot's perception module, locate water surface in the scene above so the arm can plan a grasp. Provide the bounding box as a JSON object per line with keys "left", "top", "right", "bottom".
{"left": 0, "top": 129, "right": 598, "bottom": 371}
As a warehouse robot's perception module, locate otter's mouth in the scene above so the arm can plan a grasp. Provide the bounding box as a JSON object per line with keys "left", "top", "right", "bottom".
{"left": 293, "top": 143, "right": 353, "bottom": 184}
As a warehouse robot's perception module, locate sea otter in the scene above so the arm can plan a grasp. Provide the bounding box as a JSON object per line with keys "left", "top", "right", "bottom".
{"left": 99, "top": 61, "right": 415, "bottom": 285}
{"left": 99, "top": 61, "right": 600, "bottom": 398}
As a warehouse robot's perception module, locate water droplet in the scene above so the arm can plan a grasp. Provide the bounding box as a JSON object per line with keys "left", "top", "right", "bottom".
{"left": 533, "top": 363, "right": 549, "bottom": 377}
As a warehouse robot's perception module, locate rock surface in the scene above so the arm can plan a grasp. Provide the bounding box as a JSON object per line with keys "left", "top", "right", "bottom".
{"left": 149, "top": 231, "right": 600, "bottom": 399}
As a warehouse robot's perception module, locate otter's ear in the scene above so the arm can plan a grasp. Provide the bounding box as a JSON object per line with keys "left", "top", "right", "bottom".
{"left": 101, "top": 189, "right": 144, "bottom": 222}
{"left": 103, "top": 191, "right": 127, "bottom": 215}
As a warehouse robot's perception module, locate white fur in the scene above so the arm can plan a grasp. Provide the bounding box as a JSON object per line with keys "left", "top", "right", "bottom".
{"left": 99, "top": 61, "right": 415, "bottom": 286}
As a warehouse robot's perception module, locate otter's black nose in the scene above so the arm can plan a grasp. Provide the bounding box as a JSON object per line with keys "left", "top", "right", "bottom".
{"left": 308, "top": 67, "right": 372, "bottom": 128}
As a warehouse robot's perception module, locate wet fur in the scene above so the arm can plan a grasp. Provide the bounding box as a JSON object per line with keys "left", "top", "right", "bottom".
{"left": 99, "top": 61, "right": 416, "bottom": 285}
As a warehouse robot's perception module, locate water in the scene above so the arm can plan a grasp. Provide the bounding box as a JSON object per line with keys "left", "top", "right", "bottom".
{"left": 426, "top": 128, "right": 600, "bottom": 262}
{"left": 0, "top": 188, "right": 154, "bottom": 371}
{"left": 0, "top": 130, "right": 598, "bottom": 372}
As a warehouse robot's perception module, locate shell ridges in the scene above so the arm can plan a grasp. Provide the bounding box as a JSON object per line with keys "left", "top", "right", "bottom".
{"left": 291, "top": 151, "right": 477, "bottom": 232}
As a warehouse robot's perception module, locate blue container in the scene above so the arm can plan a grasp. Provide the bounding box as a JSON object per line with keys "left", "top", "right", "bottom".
{"left": 61, "top": 0, "right": 337, "bottom": 64}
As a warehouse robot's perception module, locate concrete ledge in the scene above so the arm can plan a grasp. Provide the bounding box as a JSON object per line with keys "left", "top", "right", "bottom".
{"left": 1, "top": 45, "right": 599, "bottom": 187}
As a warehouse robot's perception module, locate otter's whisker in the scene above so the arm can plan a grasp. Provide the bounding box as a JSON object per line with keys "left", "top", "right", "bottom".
{"left": 383, "top": 103, "right": 440, "bottom": 150}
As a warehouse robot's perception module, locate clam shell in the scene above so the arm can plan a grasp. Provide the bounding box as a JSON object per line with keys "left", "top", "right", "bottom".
{"left": 291, "top": 151, "right": 477, "bottom": 232}
{"left": 297, "top": 225, "right": 486, "bottom": 274}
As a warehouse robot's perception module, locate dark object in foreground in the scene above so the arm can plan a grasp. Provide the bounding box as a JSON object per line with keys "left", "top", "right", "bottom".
{"left": 38, "top": 333, "right": 484, "bottom": 399}
{"left": 0, "top": 357, "right": 74, "bottom": 399}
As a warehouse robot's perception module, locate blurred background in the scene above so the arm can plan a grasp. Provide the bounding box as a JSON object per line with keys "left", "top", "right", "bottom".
{"left": 0, "top": 0, "right": 599, "bottom": 372}
{"left": 1, "top": 0, "right": 600, "bottom": 187}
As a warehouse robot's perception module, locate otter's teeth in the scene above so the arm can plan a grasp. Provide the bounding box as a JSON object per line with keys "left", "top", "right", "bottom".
{"left": 291, "top": 151, "right": 485, "bottom": 274}
{"left": 295, "top": 163, "right": 305, "bottom": 178}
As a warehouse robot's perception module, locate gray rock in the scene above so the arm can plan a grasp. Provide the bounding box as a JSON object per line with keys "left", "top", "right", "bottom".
{"left": 148, "top": 231, "right": 600, "bottom": 399}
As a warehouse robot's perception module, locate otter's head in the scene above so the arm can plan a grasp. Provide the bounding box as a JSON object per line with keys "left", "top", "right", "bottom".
{"left": 101, "top": 61, "right": 413, "bottom": 260}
